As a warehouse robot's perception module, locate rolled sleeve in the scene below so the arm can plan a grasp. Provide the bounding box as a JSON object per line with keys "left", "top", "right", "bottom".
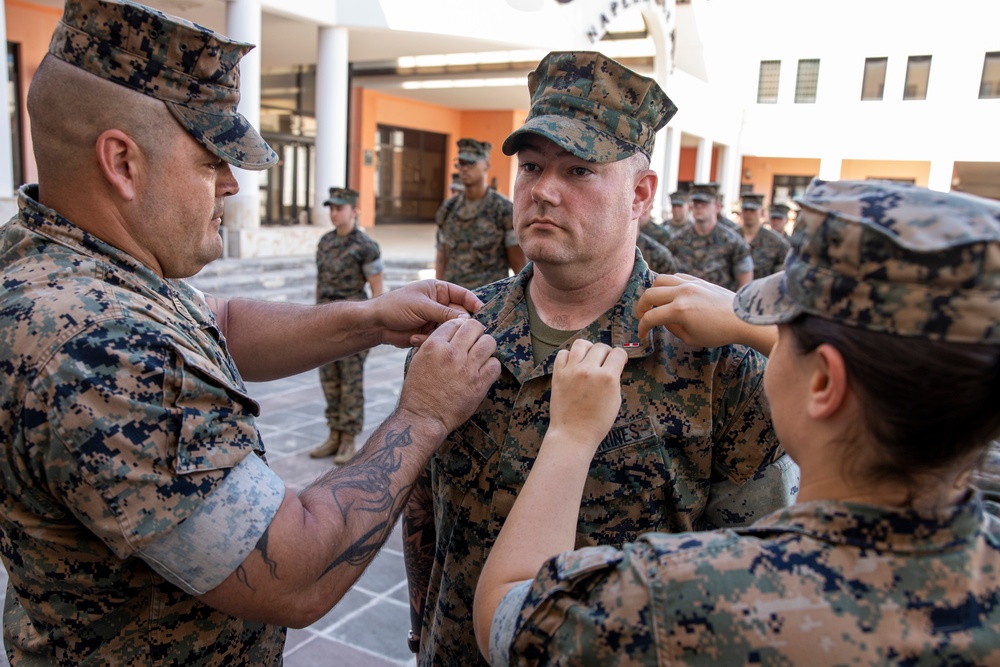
{"left": 490, "top": 580, "right": 532, "bottom": 667}
{"left": 139, "top": 453, "right": 285, "bottom": 595}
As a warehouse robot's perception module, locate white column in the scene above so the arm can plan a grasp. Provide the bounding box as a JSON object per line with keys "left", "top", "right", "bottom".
{"left": 694, "top": 136, "right": 713, "bottom": 183}
{"left": 715, "top": 144, "right": 731, "bottom": 211}
{"left": 225, "top": 0, "right": 263, "bottom": 233}
{"left": 659, "top": 126, "right": 682, "bottom": 218}
{"left": 0, "top": 0, "right": 17, "bottom": 220}
{"left": 927, "top": 159, "right": 955, "bottom": 193}
{"left": 647, "top": 1, "right": 675, "bottom": 218}
{"left": 313, "top": 26, "right": 350, "bottom": 226}
{"left": 720, "top": 145, "right": 745, "bottom": 216}
{"left": 819, "top": 155, "right": 842, "bottom": 181}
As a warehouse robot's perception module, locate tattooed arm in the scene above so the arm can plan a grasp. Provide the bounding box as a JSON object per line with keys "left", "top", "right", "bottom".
{"left": 206, "top": 279, "right": 483, "bottom": 382}
{"left": 197, "top": 318, "right": 500, "bottom": 627}
{"left": 403, "top": 467, "right": 435, "bottom": 647}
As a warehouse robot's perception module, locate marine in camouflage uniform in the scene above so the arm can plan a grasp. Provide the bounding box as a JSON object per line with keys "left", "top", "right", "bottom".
{"left": 313, "top": 187, "right": 384, "bottom": 462}
{"left": 739, "top": 193, "right": 790, "bottom": 278}
{"left": 2, "top": 187, "right": 286, "bottom": 665}
{"left": 690, "top": 183, "right": 739, "bottom": 232}
{"left": 403, "top": 51, "right": 797, "bottom": 667}
{"left": 664, "top": 190, "right": 693, "bottom": 240}
{"left": 488, "top": 179, "right": 1000, "bottom": 665}
{"left": 768, "top": 201, "right": 792, "bottom": 237}
{"left": 436, "top": 139, "right": 521, "bottom": 290}
{"left": 635, "top": 231, "right": 678, "bottom": 274}
{"left": 639, "top": 210, "right": 673, "bottom": 247}
{"left": 667, "top": 222, "right": 754, "bottom": 291}
{"left": 0, "top": 2, "right": 288, "bottom": 664}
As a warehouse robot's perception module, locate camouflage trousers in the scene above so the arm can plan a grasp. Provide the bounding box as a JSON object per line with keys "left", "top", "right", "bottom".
{"left": 319, "top": 349, "right": 369, "bottom": 434}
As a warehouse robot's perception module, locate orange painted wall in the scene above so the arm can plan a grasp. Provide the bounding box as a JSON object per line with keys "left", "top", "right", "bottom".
{"left": 460, "top": 110, "right": 524, "bottom": 198}
{"left": 740, "top": 156, "right": 822, "bottom": 203}
{"left": 679, "top": 147, "right": 697, "bottom": 181}
{"left": 350, "top": 87, "right": 526, "bottom": 228}
{"left": 841, "top": 159, "right": 930, "bottom": 186}
{"left": 7, "top": 0, "right": 63, "bottom": 184}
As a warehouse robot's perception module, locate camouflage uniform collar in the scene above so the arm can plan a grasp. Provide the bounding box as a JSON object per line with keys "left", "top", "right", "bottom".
{"left": 16, "top": 184, "right": 184, "bottom": 305}
{"left": 741, "top": 491, "right": 987, "bottom": 554}
{"left": 475, "top": 249, "right": 655, "bottom": 382}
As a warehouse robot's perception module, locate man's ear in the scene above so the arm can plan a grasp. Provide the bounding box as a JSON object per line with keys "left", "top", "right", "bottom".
{"left": 95, "top": 129, "right": 142, "bottom": 202}
{"left": 807, "top": 343, "right": 849, "bottom": 420}
{"left": 632, "top": 169, "right": 658, "bottom": 220}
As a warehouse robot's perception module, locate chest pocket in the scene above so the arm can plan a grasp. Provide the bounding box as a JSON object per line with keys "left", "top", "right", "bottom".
{"left": 171, "top": 342, "right": 263, "bottom": 475}
{"left": 432, "top": 420, "right": 498, "bottom": 497}
{"left": 577, "top": 417, "right": 669, "bottom": 547}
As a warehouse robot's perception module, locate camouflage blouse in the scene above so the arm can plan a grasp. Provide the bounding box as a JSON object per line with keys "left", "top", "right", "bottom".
{"left": 745, "top": 225, "right": 791, "bottom": 278}
{"left": 436, "top": 189, "right": 517, "bottom": 290}
{"left": 406, "top": 251, "right": 795, "bottom": 666}
{"left": 315, "top": 226, "right": 383, "bottom": 303}
{"left": 0, "top": 186, "right": 285, "bottom": 665}
{"left": 668, "top": 222, "right": 754, "bottom": 291}
{"left": 492, "top": 493, "right": 1000, "bottom": 666}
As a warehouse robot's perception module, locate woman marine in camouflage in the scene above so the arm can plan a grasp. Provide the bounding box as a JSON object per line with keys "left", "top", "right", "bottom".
{"left": 475, "top": 180, "right": 1000, "bottom": 665}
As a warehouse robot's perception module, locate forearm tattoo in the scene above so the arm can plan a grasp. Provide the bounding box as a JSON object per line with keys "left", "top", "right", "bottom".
{"left": 317, "top": 424, "right": 415, "bottom": 578}
{"left": 237, "top": 423, "right": 420, "bottom": 590}
{"left": 237, "top": 530, "right": 278, "bottom": 590}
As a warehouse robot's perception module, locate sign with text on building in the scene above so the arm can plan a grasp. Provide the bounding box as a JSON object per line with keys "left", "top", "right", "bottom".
{"left": 555, "top": 0, "right": 671, "bottom": 43}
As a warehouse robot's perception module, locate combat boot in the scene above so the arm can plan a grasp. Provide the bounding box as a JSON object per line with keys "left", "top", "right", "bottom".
{"left": 332, "top": 433, "right": 356, "bottom": 465}
{"left": 309, "top": 431, "right": 341, "bottom": 458}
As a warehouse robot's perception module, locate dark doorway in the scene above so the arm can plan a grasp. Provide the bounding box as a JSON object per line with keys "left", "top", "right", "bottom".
{"left": 374, "top": 125, "right": 446, "bottom": 224}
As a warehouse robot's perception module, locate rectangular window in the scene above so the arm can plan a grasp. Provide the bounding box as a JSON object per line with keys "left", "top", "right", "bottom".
{"left": 757, "top": 60, "right": 780, "bottom": 103}
{"left": 980, "top": 52, "right": 1000, "bottom": 99}
{"left": 794, "top": 59, "right": 820, "bottom": 103}
{"left": 903, "top": 55, "right": 931, "bottom": 100}
{"left": 861, "top": 57, "right": 887, "bottom": 101}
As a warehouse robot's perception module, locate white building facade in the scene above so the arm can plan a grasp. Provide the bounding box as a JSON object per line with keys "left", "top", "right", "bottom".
{"left": 3, "top": 0, "right": 998, "bottom": 257}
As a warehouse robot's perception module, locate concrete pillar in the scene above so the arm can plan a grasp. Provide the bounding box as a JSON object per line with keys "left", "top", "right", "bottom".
{"left": 225, "top": 0, "right": 264, "bottom": 233}
{"left": 313, "top": 26, "right": 350, "bottom": 226}
{"left": 715, "top": 144, "right": 732, "bottom": 212}
{"left": 646, "top": 1, "right": 675, "bottom": 217}
{"left": 660, "top": 126, "right": 682, "bottom": 219}
{"left": 819, "top": 155, "right": 842, "bottom": 181}
{"left": 695, "top": 136, "right": 713, "bottom": 183}
{"left": 721, "top": 145, "right": 745, "bottom": 216}
{"left": 0, "top": 0, "right": 17, "bottom": 220}
{"left": 928, "top": 159, "right": 955, "bottom": 193}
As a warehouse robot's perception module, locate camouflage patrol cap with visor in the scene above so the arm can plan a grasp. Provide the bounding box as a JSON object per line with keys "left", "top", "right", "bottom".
{"left": 323, "top": 187, "right": 359, "bottom": 207}
{"left": 501, "top": 51, "right": 677, "bottom": 163}
{"left": 734, "top": 179, "right": 1000, "bottom": 343}
{"left": 457, "top": 138, "right": 492, "bottom": 162}
{"left": 47, "top": 0, "right": 277, "bottom": 170}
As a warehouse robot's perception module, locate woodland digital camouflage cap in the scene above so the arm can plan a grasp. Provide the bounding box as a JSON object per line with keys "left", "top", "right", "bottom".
{"left": 323, "top": 187, "right": 359, "bottom": 207}
{"left": 502, "top": 51, "right": 677, "bottom": 163}
{"left": 741, "top": 193, "right": 765, "bottom": 209}
{"left": 457, "top": 138, "right": 491, "bottom": 162}
{"left": 734, "top": 179, "right": 1000, "bottom": 343}
{"left": 47, "top": 0, "right": 277, "bottom": 170}
{"left": 769, "top": 203, "right": 791, "bottom": 218}
{"left": 689, "top": 182, "right": 719, "bottom": 202}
